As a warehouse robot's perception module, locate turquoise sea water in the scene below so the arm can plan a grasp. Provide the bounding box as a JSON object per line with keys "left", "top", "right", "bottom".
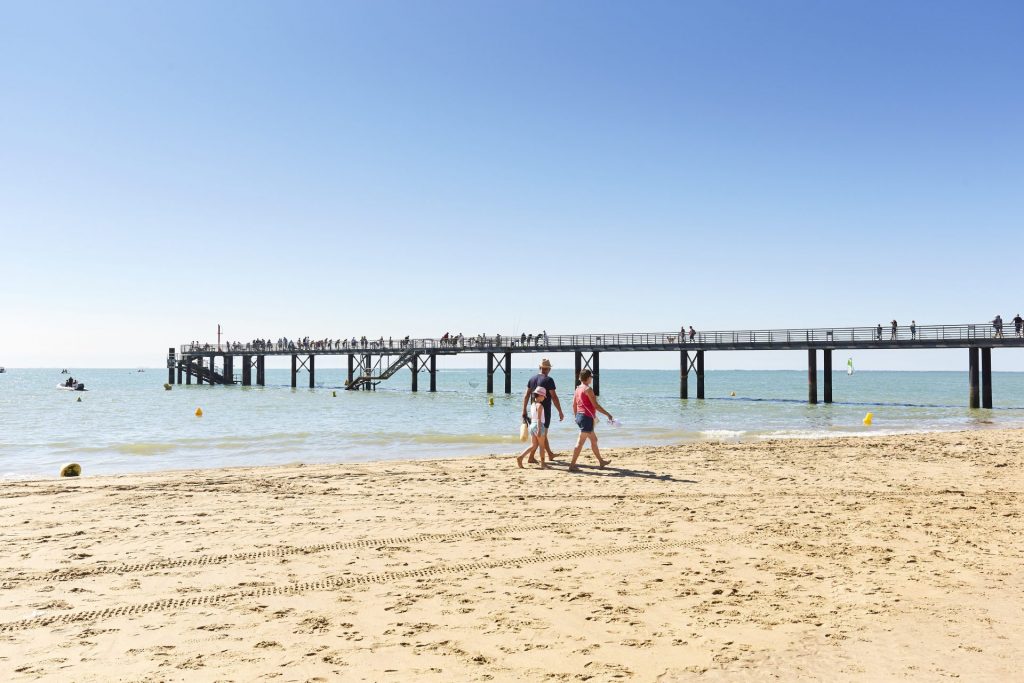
{"left": 1, "top": 368, "right": 1022, "bottom": 479}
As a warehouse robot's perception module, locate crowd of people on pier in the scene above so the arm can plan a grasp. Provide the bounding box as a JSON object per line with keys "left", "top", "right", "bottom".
{"left": 184, "top": 317, "right": 1024, "bottom": 356}
{"left": 186, "top": 331, "right": 555, "bottom": 353}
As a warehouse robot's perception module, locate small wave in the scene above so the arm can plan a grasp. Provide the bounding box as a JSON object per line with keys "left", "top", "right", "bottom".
{"left": 700, "top": 429, "right": 745, "bottom": 439}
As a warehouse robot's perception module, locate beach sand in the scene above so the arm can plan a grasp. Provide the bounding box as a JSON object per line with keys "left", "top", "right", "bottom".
{"left": 1, "top": 429, "right": 1021, "bottom": 681}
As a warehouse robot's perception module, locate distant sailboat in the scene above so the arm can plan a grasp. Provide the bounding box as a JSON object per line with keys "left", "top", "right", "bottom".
{"left": 847, "top": 358, "right": 855, "bottom": 376}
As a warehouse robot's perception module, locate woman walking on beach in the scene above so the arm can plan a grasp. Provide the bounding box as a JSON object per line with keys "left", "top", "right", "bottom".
{"left": 516, "top": 387, "right": 550, "bottom": 469}
{"left": 569, "top": 369, "right": 613, "bottom": 472}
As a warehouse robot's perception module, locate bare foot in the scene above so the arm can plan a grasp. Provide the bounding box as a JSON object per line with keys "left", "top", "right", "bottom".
{"left": 540, "top": 464, "right": 549, "bottom": 469}
{"left": 567, "top": 465, "right": 580, "bottom": 473}
{"left": 516, "top": 455, "right": 525, "bottom": 469}
{"left": 527, "top": 458, "right": 538, "bottom": 464}
{"left": 598, "top": 458, "right": 610, "bottom": 468}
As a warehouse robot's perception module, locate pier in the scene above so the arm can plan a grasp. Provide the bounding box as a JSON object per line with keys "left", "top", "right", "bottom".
{"left": 167, "top": 323, "right": 1022, "bottom": 408}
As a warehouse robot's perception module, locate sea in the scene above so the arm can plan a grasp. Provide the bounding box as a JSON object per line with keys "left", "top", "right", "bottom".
{"left": 2, "top": 368, "right": 1022, "bottom": 479}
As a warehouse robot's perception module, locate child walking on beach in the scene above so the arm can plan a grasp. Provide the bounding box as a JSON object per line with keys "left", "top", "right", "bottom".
{"left": 517, "top": 387, "right": 550, "bottom": 469}
{"left": 569, "top": 369, "right": 613, "bottom": 472}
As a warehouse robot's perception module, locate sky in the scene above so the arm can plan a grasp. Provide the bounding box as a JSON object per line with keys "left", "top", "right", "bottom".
{"left": 1, "top": 1, "right": 1022, "bottom": 371}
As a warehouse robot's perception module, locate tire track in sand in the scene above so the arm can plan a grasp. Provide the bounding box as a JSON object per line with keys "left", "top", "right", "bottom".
{"left": 1, "top": 520, "right": 589, "bottom": 587}
{"left": 0, "top": 532, "right": 754, "bottom": 633}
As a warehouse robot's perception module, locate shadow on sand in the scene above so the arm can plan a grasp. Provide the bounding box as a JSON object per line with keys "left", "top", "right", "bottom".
{"left": 539, "top": 457, "right": 696, "bottom": 483}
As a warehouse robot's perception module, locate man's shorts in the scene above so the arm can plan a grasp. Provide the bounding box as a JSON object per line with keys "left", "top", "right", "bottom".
{"left": 575, "top": 413, "right": 594, "bottom": 433}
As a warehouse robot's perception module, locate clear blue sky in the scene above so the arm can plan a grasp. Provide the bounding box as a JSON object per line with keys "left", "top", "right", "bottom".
{"left": 2, "top": 1, "right": 1022, "bottom": 370}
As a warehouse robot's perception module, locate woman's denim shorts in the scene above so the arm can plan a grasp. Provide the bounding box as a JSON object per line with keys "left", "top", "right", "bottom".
{"left": 575, "top": 413, "right": 594, "bottom": 433}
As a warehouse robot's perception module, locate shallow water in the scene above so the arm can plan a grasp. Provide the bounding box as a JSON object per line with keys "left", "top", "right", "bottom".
{"left": 1, "top": 368, "right": 1022, "bottom": 478}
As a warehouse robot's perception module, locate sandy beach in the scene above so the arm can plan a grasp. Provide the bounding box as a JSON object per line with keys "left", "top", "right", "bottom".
{"left": 1, "top": 429, "right": 1021, "bottom": 681}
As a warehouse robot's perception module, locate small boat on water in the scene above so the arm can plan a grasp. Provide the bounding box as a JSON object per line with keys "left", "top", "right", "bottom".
{"left": 0, "top": 367, "right": 6, "bottom": 373}
{"left": 58, "top": 377, "right": 87, "bottom": 391}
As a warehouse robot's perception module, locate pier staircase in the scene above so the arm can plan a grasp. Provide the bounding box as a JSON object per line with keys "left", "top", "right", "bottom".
{"left": 187, "top": 360, "right": 230, "bottom": 385}
{"left": 346, "top": 350, "right": 416, "bottom": 391}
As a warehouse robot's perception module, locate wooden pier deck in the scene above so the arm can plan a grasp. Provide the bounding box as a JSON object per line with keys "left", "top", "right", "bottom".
{"left": 167, "top": 323, "right": 1022, "bottom": 408}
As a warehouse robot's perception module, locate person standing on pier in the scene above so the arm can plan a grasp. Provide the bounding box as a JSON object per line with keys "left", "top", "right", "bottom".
{"left": 688, "top": 326, "right": 696, "bottom": 342}
{"left": 891, "top": 320, "right": 898, "bottom": 340}
{"left": 992, "top": 315, "right": 1004, "bottom": 338}
{"left": 1013, "top": 314, "right": 1023, "bottom": 337}
{"left": 876, "top": 323, "right": 883, "bottom": 341}
{"left": 522, "top": 358, "right": 564, "bottom": 463}
{"left": 568, "top": 369, "right": 612, "bottom": 472}
{"left": 910, "top": 320, "right": 917, "bottom": 339}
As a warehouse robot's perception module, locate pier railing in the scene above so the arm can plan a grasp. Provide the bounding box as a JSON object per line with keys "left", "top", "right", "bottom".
{"left": 180, "top": 322, "right": 1015, "bottom": 354}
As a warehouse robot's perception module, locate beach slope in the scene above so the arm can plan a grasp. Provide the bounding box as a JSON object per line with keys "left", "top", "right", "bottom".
{"left": 1, "top": 430, "right": 1021, "bottom": 680}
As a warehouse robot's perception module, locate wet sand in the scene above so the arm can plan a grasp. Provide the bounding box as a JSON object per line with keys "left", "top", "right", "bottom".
{"left": 1, "top": 429, "right": 1021, "bottom": 681}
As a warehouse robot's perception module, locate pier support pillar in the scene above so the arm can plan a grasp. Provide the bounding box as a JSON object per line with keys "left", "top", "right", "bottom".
{"left": 808, "top": 349, "right": 818, "bottom": 404}
{"left": 224, "top": 355, "right": 234, "bottom": 385}
{"left": 167, "top": 348, "right": 175, "bottom": 385}
{"left": 573, "top": 351, "right": 600, "bottom": 395}
{"left": 411, "top": 355, "right": 419, "bottom": 392}
{"left": 969, "top": 348, "right": 980, "bottom": 408}
{"left": 256, "top": 355, "right": 265, "bottom": 386}
{"left": 290, "top": 354, "right": 297, "bottom": 388}
{"left": 196, "top": 356, "right": 204, "bottom": 385}
{"left": 347, "top": 354, "right": 354, "bottom": 388}
{"left": 486, "top": 353, "right": 494, "bottom": 393}
{"left": 823, "top": 349, "right": 832, "bottom": 404}
{"left": 696, "top": 351, "right": 705, "bottom": 399}
{"left": 176, "top": 362, "right": 183, "bottom": 385}
{"left": 981, "top": 348, "right": 992, "bottom": 409}
{"left": 680, "top": 350, "right": 688, "bottom": 399}
{"left": 504, "top": 353, "right": 512, "bottom": 395}
{"left": 185, "top": 358, "right": 192, "bottom": 385}
{"left": 242, "top": 355, "right": 251, "bottom": 386}
{"left": 308, "top": 354, "right": 315, "bottom": 389}
{"left": 363, "top": 354, "right": 372, "bottom": 390}
{"left": 210, "top": 356, "right": 216, "bottom": 383}
{"left": 429, "top": 354, "right": 437, "bottom": 392}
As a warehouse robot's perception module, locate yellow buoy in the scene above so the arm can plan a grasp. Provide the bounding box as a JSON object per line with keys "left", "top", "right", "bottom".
{"left": 863, "top": 412, "right": 873, "bottom": 426}
{"left": 195, "top": 407, "right": 203, "bottom": 417}
{"left": 59, "top": 463, "right": 81, "bottom": 477}
{"left": 730, "top": 391, "right": 736, "bottom": 397}
{"left": 488, "top": 397, "right": 494, "bottom": 406}
{"left": 332, "top": 391, "right": 337, "bottom": 397}
{"left": 163, "top": 383, "right": 172, "bottom": 391}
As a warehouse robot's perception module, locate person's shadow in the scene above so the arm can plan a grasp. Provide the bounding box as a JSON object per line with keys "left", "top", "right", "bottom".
{"left": 546, "top": 458, "right": 696, "bottom": 483}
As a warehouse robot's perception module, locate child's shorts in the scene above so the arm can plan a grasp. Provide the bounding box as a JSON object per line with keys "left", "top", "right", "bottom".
{"left": 530, "top": 423, "right": 548, "bottom": 437}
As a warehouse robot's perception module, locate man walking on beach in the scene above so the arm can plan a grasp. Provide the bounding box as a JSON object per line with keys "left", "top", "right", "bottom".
{"left": 522, "top": 358, "right": 564, "bottom": 463}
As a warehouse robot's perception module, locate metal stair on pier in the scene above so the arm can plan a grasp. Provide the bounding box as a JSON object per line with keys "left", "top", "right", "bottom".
{"left": 187, "top": 360, "right": 230, "bottom": 385}
{"left": 346, "top": 350, "right": 416, "bottom": 391}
